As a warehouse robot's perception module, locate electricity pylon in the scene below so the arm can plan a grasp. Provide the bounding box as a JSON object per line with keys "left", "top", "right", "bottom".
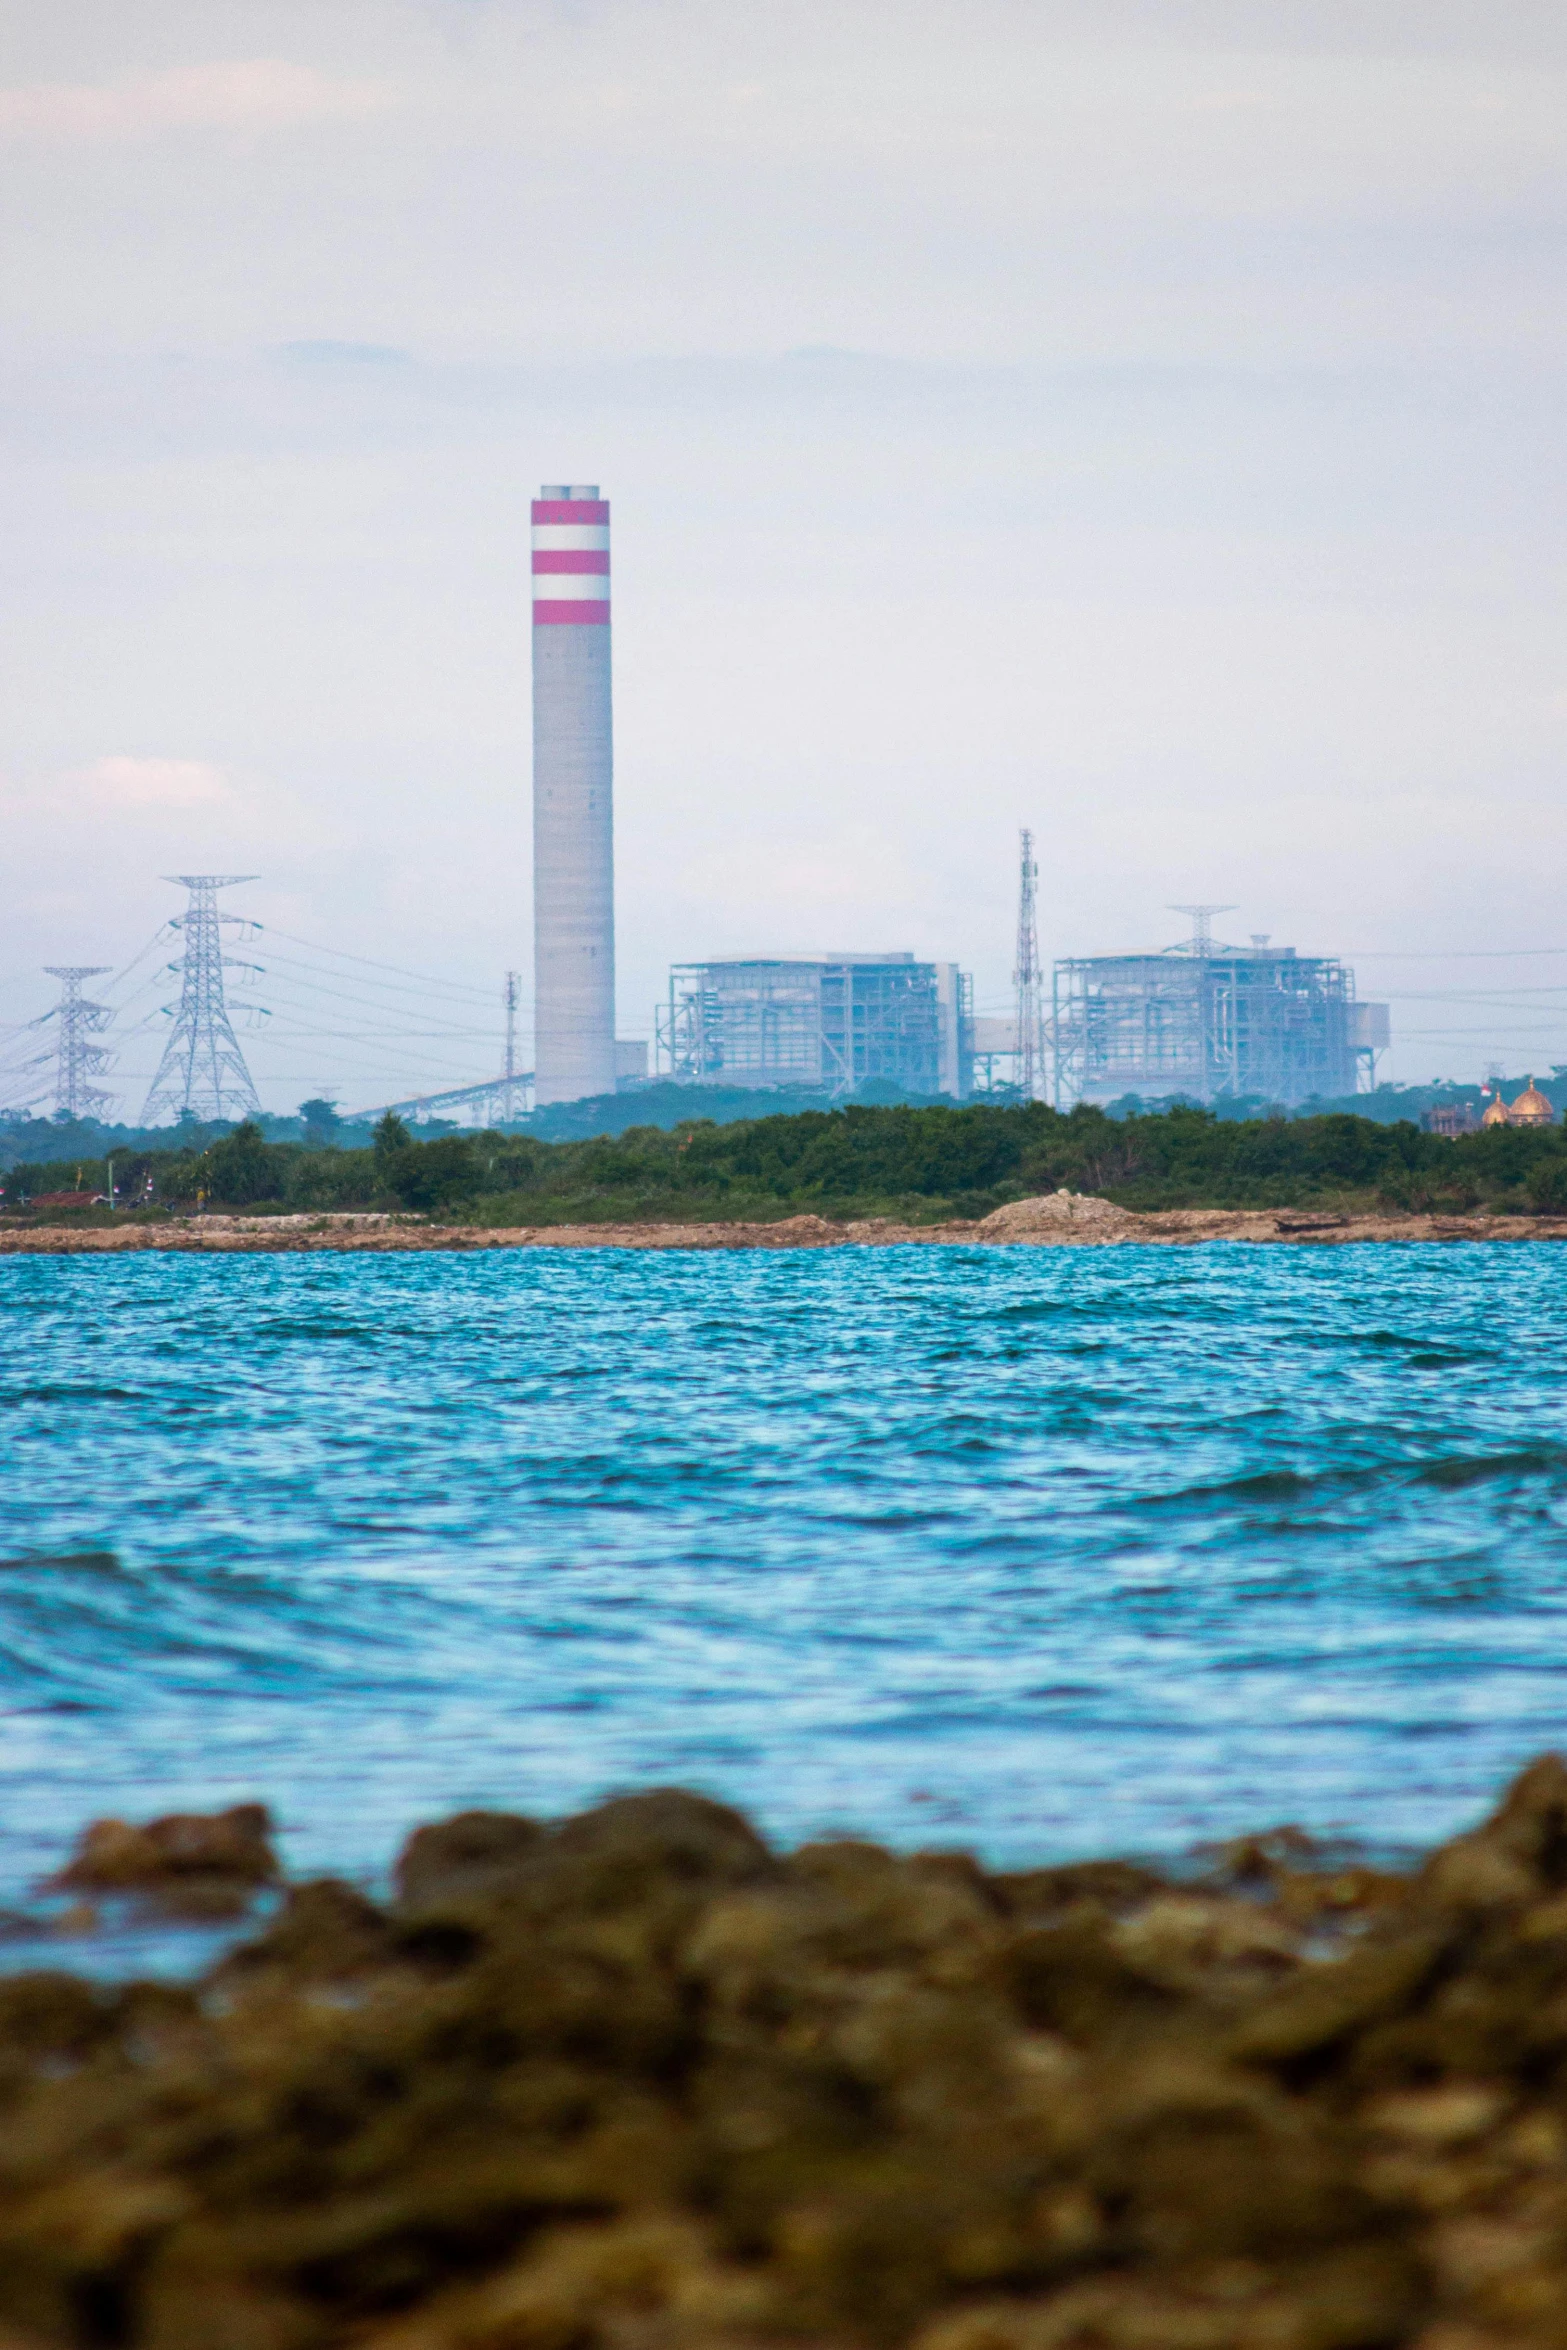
{"left": 41, "top": 967, "right": 115, "bottom": 1119}
{"left": 142, "top": 877, "right": 263, "bottom": 1124}
{"left": 1013, "top": 827, "right": 1043, "bottom": 1100}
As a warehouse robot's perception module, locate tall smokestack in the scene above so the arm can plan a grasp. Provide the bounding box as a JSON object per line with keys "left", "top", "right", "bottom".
{"left": 532, "top": 483, "right": 615, "bottom": 1104}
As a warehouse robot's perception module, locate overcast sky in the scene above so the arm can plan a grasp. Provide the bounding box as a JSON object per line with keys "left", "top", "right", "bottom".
{"left": 3, "top": 0, "right": 1565, "bottom": 1111}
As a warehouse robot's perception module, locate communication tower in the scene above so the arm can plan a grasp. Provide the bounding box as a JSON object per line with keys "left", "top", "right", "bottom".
{"left": 1168, "top": 904, "right": 1235, "bottom": 957}
{"left": 1013, "top": 828, "right": 1043, "bottom": 1100}
{"left": 42, "top": 967, "right": 115, "bottom": 1119}
{"left": 142, "top": 876, "right": 263, "bottom": 1124}
{"left": 500, "top": 970, "right": 523, "bottom": 1122}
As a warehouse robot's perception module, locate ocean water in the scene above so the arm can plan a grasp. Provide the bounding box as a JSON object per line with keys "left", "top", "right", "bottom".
{"left": 2, "top": 1243, "right": 1566, "bottom": 1936}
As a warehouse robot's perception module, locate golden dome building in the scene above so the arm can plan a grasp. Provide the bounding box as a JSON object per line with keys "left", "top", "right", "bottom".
{"left": 1510, "top": 1078, "right": 1555, "bottom": 1127}
{"left": 1481, "top": 1090, "right": 1512, "bottom": 1128}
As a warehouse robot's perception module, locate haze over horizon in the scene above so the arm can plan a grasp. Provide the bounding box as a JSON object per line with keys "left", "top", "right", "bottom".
{"left": 4, "top": 0, "right": 1565, "bottom": 1110}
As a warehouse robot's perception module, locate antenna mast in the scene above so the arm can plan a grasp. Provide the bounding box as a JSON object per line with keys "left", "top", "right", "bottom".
{"left": 1014, "top": 827, "right": 1042, "bottom": 1100}
{"left": 501, "top": 971, "right": 522, "bottom": 1122}
{"left": 141, "top": 876, "right": 263, "bottom": 1124}
{"left": 1168, "top": 904, "right": 1235, "bottom": 958}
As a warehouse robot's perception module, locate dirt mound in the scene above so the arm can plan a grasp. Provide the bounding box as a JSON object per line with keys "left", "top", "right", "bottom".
{"left": 5, "top": 1766, "right": 1567, "bottom": 2344}
{"left": 974, "top": 1191, "right": 1133, "bottom": 1241}
{"left": 749, "top": 1215, "right": 847, "bottom": 1248}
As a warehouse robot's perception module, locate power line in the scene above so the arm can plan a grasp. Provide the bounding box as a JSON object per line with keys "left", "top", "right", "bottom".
{"left": 1346, "top": 948, "right": 1567, "bottom": 960}
{"left": 257, "top": 926, "right": 499, "bottom": 999}
{"left": 255, "top": 941, "right": 510, "bottom": 1001}
{"left": 100, "top": 926, "right": 175, "bottom": 997}
{"left": 253, "top": 962, "right": 513, "bottom": 1034}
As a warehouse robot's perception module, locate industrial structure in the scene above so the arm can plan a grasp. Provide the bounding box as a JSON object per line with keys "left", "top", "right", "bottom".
{"left": 349, "top": 1072, "right": 534, "bottom": 1128}
{"left": 5, "top": 490, "right": 1423, "bottom": 1130}
{"left": 657, "top": 955, "right": 971, "bottom": 1098}
{"left": 1050, "top": 911, "right": 1388, "bottom": 1109}
{"left": 532, "top": 484, "right": 616, "bottom": 1105}
{"left": 142, "top": 877, "right": 263, "bottom": 1123}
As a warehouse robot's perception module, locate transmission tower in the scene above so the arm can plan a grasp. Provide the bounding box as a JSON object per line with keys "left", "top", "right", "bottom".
{"left": 500, "top": 970, "right": 522, "bottom": 1122}
{"left": 142, "top": 877, "right": 263, "bottom": 1124}
{"left": 1013, "top": 827, "right": 1043, "bottom": 1100}
{"left": 41, "top": 967, "right": 115, "bottom": 1119}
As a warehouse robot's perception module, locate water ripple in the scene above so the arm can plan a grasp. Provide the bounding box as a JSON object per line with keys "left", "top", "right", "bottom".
{"left": 1, "top": 1244, "right": 1565, "bottom": 1902}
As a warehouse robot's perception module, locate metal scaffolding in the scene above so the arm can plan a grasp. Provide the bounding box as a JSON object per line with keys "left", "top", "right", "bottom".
{"left": 1052, "top": 913, "right": 1374, "bottom": 1109}
{"left": 657, "top": 955, "right": 970, "bottom": 1098}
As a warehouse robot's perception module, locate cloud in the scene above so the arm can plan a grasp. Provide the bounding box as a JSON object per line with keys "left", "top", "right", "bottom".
{"left": 78, "top": 757, "right": 231, "bottom": 808}
{"left": 0, "top": 60, "right": 395, "bottom": 143}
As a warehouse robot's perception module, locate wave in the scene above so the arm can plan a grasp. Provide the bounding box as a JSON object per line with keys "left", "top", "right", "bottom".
{"left": 0, "top": 1549, "right": 128, "bottom": 1578}
{"left": 0, "top": 1386, "right": 143, "bottom": 1406}
{"left": 1143, "top": 1446, "right": 1567, "bottom": 1514}
{"left": 0, "top": 1546, "right": 447, "bottom": 1710}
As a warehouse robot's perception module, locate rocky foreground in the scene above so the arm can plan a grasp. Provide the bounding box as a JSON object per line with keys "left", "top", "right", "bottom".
{"left": 3, "top": 1191, "right": 1567, "bottom": 1254}
{"left": 6, "top": 1767, "right": 1567, "bottom": 2346}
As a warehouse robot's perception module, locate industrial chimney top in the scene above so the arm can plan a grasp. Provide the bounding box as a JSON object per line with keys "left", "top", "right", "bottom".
{"left": 541, "top": 483, "right": 600, "bottom": 498}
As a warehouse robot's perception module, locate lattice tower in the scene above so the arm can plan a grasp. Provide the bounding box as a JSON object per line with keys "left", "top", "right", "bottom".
{"left": 1013, "top": 828, "right": 1043, "bottom": 1100}
{"left": 41, "top": 967, "right": 115, "bottom": 1119}
{"left": 142, "top": 877, "right": 263, "bottom": 1123}
{"left": 501, "top": 970, "right": 523, "bottom": 1121}
{"left": 1168, "top": 904, "right": 1235, "bottom": 958}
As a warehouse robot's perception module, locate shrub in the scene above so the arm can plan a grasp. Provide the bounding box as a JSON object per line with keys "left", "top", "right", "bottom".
{"left": 385, "top": 1135, "right": 484, "bottom": 1212}
{"left": 201, "top": 1122, "right": 287, "bottom": 1206}
{"left": 1376, "top": 1168, "right": 1481, "bottom": 1215}
{"left": 1525, "top": 1156, "right": 1567, "bottom": 1215}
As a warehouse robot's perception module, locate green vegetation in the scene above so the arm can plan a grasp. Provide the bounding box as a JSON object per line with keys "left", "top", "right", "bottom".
{"left": 7, "top": 1099, "right": 1567, "bottom": 1224}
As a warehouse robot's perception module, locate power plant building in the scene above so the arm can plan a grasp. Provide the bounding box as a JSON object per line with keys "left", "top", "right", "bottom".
{"left": 659, "top": 955, "right": 973, "bottom": 1099}
{"left": 532, "top": 485, "right": 616, "bottom": 1104}
{"left": 1051, "top": 916, "right": 1388, "bottom": 1108}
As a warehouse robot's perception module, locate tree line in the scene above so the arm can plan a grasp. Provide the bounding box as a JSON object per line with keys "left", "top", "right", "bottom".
{"left": 7, "top": 1097, "right": 1567, "bottom": 1222}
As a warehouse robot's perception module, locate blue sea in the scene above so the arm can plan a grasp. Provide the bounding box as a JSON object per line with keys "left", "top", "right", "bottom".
{"left": 2, "top": 1243, "right": 1566, "bottom": 1948}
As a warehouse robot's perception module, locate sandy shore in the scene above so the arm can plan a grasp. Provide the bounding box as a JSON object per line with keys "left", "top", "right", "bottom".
{"left": 1, "top": 1188, "right": 1566, "bottom": 1255}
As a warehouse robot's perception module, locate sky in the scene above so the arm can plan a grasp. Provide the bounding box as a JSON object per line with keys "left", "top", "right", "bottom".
{"left": 3, "top": 0, "right": 1566, "bottom": 1113}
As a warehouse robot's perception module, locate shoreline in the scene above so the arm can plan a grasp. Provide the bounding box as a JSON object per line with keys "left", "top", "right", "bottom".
{"left": 3, "top": 1187, "right": 1567, "bottom": 1254}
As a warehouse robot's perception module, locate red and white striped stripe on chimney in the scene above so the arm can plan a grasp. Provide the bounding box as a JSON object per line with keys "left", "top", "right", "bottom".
{"left": 532, "top": 487, "right": 609, "bottom": 626}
